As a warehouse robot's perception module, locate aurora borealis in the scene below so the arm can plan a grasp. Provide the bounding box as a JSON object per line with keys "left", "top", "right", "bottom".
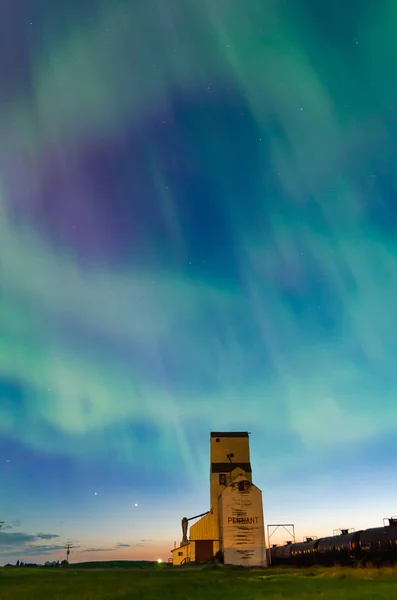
{"left": 1, "top": 0, "right": 397, "bottom": 564}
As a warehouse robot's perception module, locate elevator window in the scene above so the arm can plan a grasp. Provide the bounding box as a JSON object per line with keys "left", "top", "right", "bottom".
{"left": 238, "top": 480, "right": 250, "bottom": 492}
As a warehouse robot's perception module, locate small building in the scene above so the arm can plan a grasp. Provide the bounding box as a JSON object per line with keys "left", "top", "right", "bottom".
{"left": 171, "top": 432, "right": 267, "bottom": 567}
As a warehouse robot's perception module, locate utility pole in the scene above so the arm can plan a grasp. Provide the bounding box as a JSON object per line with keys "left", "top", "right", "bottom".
{"left": 65, "top": 543, "right": 73, "bottom": 563}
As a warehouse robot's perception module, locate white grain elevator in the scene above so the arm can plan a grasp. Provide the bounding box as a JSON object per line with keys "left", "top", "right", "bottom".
{"left": 171, "top": 431, "right": 267, "bottom": 568}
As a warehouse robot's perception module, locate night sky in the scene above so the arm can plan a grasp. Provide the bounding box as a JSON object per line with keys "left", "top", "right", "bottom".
{"left": 1, "top": 0, "right": 397, "bottom": 565}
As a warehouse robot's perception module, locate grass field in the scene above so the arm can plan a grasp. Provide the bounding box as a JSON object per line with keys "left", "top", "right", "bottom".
{"left": 1, "top": 564, "right": 397, "bottom": 600}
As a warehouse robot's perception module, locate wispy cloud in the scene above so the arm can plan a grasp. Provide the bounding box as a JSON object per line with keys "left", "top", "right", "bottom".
{"left": 0, "top": 532, "right": 60, "bottom": 547}
{"left": 82, "top": 547, "right": 116, "bottom": 553}
{"left": 81, "top": 541, "right": 147, "bottom": 552}
{"left": 3, "top": 545, "right": 66, "bottom": 558}
{"left": 0, "top": 530, "right": 64, "bottom": 560}
{"left": 2, "top": 520, "right": 21, "bottom": 531}
{"left": 36, "top": 533, "right": 60, "bottom": 541}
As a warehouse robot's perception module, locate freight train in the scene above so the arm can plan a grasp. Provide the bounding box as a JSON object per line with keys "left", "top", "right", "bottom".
{"left": 269, "top": 518, "right": 397, "bottom": 567}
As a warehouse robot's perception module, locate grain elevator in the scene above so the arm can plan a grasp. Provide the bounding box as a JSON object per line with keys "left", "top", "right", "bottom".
{"left": 171, "top": 432, "right": 267, "bottom": 567}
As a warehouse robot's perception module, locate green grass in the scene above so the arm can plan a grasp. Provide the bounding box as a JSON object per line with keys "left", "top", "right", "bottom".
{"left": 1, "top": 564, "right": 397, "bottom": 600}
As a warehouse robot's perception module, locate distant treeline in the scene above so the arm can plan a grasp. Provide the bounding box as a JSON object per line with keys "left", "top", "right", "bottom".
{"left": 2, "top": 560, "right": 169, "bottom": 570}
{"left": 3, "top": 560, "right": 68, "bottom": 568}
{"left": 71, "top": 561, "right": 168, "bottom": 569}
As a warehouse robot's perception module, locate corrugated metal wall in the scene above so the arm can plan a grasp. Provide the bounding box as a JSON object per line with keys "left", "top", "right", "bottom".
{"left": 190, "top": 511, "right": 219, "bottom": 542}
{"left": 219, "top": 476, "right": 267, "bottom": 568}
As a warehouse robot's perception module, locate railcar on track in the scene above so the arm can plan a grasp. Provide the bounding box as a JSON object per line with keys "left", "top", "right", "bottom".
{"left": 270, "top": 518, "right": 397, "bottom": 567}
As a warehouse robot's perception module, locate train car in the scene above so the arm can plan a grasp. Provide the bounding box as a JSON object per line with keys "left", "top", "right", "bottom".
{"left": 269, "top": 517, "right": 397, "bottom": 569}
{"left": 270, "top": 541, "right": 293, "bottom": 566}
{"left": 357, "top": 519, "right": 397, "bottom": 566}
{"left": 314, "top": 536, "right": 334, "bottom": 566}
{"left": 317, "top": 531, "right": 361, "bottom": 566}
{"left": 290, "top": 538, "right": 319, "bottom": 566}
